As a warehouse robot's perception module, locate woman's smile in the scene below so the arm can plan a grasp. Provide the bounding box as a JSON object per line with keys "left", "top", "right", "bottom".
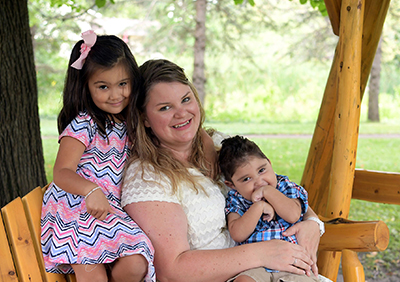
{"left": 144, "top": 81, "right": 200, "bottom": 151}
{"left": 172, "top": 119, "right": 191, "bottom": 129}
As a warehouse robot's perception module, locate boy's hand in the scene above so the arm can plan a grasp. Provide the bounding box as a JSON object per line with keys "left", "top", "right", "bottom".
{"left": 261, "top": 202, "right": 276, "bottom": 222}
{"left": 251, "top": 187, "right": 265, "bottom": 202}
{"left": 251, "top": 185, "right": 274, "bottom": 202}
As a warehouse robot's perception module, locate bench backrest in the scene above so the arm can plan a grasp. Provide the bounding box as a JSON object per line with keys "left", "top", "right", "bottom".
{"left": 1, "top": 186, "right": 75, "bottom": 282}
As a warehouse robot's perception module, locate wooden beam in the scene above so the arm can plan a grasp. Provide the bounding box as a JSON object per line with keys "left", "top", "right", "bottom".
{"left": 301, "top": 0, "right": 391, "bottom": 212}
{"left": 313, "top": 0, "right": 364, "bottom": 280}
{"left": 360, "top": 0, "right": 391, "bottom": 98}
{"left": 353, "top": 169, "right": 400, "bottom": 205}
{"left": 301, "top": 1, "right": 391, "bottom": 280}
{"left": 319, "top": 219, "right": 389, "bottom": 252}
{"left": 324, "top": 0, "right": 342, "bottom": 36}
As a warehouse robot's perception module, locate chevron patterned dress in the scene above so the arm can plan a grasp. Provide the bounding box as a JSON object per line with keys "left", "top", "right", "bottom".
{"left": 41, "top": 112, "right": 155, "bottom": 281}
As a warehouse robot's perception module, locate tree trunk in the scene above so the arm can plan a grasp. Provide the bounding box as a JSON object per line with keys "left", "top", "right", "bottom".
{"left": 0, "top": 0, "right": 47, "bottom": 207}
{"left": 368, "top": 36, "right": 382, "bottom": 122}
{"left": 193, "top": 0, "right": 207, "bottom": 105}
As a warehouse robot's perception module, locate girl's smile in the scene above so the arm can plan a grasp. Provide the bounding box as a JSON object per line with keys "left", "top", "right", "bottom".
{"left": 88, "top": 63, "right": 131, "bottom": 115}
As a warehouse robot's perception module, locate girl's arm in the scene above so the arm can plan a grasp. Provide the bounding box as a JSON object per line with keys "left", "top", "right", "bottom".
{"left": 53, "top": 136, "right": 113, "bottom": 220}
{"left": 124, "top": 201, "right": 314, "bottom": 282}
{"left": 227, "top": 201, "right": 271, "bottom": 243}
{"left": 253, "top": 185, "right": 301, "bottom": 224}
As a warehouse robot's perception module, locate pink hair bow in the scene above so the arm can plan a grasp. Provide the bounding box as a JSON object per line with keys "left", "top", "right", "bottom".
{"left": 71, "top": 30, "right": 97, "bottom": 70}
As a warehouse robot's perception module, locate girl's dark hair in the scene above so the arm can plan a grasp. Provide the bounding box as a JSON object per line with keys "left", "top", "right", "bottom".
{"left": 57, "top": 34, "right": 140, "bottom": 136}
{"left": 218, "top": 135, "right": 269, "bottom": 182}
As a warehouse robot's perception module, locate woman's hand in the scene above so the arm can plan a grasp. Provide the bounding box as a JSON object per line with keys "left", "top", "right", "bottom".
{"left": 283, "top": 219, "right": 320, "bottom": 276}
{"left": 259, "top": 240, "right": 314, "bottom": 276}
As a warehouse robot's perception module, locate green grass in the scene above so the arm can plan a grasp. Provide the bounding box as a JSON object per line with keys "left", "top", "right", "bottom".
{"left": 40, "top": 117, "right": 400, "bottom": 278}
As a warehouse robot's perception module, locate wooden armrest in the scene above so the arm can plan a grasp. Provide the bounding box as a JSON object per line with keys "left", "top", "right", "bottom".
{"left": 318, "top": 217, "right": 389, "bottom": 252}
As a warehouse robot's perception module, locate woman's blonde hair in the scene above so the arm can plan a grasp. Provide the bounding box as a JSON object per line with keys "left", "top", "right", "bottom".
{"left": 125, "top": 59, "right": 210, "bottom": 194}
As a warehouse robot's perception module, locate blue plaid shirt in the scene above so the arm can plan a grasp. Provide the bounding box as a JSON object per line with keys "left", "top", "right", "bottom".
{"left": 225, "top": 174, "right": 309, "bottom": 272}
{"left": 225, "top": 174, "right": 308, "bottom": 245}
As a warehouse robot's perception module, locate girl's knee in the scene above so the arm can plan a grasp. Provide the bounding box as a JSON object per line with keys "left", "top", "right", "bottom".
{"left": 111, "top": 254, "right": 148, "bottom": 282}
{"left": 234, "top": 275, "right": 256, "bottom": 282}
{"left": 72, "top": 264, "right": 108, "bottom": 282}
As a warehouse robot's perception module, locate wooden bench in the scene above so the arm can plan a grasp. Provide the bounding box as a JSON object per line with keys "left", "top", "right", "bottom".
{"left": 0, "top": 183, "right": 390, "bottom": 282}
{"left": 0, "top": 185, "right": 76, "bottom": 282}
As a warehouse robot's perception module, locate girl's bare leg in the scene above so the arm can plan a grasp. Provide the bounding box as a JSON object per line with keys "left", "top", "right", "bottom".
{"left": 72, "top": 264, "right": 107, "bottom": 282}
{"left": 234, "top": 275, "right": 257, "bottom": 282}
{"left": 110, "top": 254, "right": 148, "bottom": 282}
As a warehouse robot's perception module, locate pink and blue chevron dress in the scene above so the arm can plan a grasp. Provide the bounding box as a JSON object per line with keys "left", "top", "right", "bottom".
{"left": 41, "top": 111, "right": 155, "bottom": 281}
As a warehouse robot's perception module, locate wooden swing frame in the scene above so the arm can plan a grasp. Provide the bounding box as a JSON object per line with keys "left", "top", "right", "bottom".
{"left": 301, "top": 0, "right": 399, "bottom": 281}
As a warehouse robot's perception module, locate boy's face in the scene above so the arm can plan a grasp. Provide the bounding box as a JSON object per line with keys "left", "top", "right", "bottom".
{"left": 225, "top": 156, "right": 277, "bottom": 201}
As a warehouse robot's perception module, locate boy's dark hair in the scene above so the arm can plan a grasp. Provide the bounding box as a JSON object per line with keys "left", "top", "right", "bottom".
{"left": 58, "top": 35, "right": 140, "bottom": 137}
{"left": 218, "top": 135, "right": 268, "bottom": 182}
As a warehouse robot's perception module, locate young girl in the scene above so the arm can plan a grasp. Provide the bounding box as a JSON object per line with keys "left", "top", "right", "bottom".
{"left": 41, "top": 30, "right": 155, "bottom": 282}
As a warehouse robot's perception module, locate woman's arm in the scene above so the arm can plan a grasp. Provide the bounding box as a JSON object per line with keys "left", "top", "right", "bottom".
{"left": 283, "top": 206, "right": 321, "bottom": 276}
{"left": 124, "top": 201, "right": 314, "bottom": 282}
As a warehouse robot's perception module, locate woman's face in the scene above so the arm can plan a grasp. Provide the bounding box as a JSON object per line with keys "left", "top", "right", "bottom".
{"left": 144, "top": 81, "right": 201, "bottom": 151}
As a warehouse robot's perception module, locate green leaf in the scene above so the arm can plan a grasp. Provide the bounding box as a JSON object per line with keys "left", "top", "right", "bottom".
{"left": 299, "top": 0, "right": 307, "bottom": 5}
{"left": 234, "top": 0, "right": 244, "bottom": 4}
{"left": 95, "top": 0, "right": 106, "bottom": 8}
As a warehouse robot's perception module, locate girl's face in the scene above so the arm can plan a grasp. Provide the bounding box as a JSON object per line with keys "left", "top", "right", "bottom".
{"left": 226, "top": 156, "right": 277, "bottom": 201}
{"left": 144, "top": 81, "right": 201, "bottom": 152}
{"left": 88, "top": 64, "right": 131, "bottom": 116}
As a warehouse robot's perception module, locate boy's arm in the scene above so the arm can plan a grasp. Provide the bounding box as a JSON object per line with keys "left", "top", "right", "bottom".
{"left": 227, "top": 201, "right": 266, "bottom": 243}
{"left": 254, "top": 185, "right": 302, "bottom": 224}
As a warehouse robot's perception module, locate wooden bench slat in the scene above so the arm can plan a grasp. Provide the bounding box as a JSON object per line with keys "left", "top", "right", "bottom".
{"left": 23, "top": 186, "right": 68, "bottom": 282}
{"left": 353, "top": 169, "right": 400, "bottom": 205}
{"left": 1, "top": 197, "right": 43, "bottom": 282}
{"left": 0, "top": 212, "right": 18, "bottom": 281}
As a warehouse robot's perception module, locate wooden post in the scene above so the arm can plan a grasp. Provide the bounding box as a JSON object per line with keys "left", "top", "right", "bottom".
{"left": 342, "top": 250, "right": 365, "bottom": 282}
{"left": 302, "top": 1, "right": 391, "bottom": 279}
{"left": 318, "top": 2, "right": 364, "bottom": 279}
{"left": 304, "top": 0, "right": 392, "bottom": 210}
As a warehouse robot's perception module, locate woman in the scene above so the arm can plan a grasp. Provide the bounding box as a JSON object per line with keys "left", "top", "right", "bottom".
{"left": 121, "top": 59, "right": 323, "bottom": 282}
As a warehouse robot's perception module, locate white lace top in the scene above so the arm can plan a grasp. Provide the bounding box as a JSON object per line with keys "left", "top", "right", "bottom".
{"left": 121, "top": 134, "right": 235, "bottom": 250}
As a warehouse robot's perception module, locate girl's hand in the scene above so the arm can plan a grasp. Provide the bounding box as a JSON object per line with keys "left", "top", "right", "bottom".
{"left": 85, "top": 189, "right": 113, "bottom": 221}
{"left": 283, "top": 219, "right": 320, "bottom": 276}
